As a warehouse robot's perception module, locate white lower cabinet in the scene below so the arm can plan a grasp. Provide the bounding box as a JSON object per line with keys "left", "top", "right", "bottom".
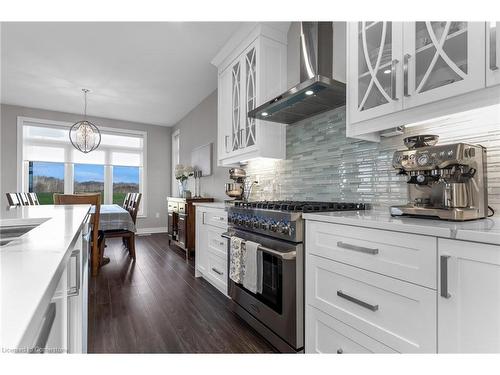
{"left": 195, "top": 206, "right": 228, "bottom": 295}
{"left": 306, "top": 306, "right": 396, "bottom": 354}
{"left": 305, "top": 219, "right": 500, "bottom": 354}
{"left": 438, "top": 239, "right": 500, "bottom": 353}
{"left": 306, "top": 254, "right": 436, "bottom": 353}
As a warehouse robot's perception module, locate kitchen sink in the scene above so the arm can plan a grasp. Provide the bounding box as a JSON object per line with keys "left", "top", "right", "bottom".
{"left": 0, "top": 224, "right": 39, "bottom": 247}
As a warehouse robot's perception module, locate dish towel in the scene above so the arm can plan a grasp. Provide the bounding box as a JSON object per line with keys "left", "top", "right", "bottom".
{"left": 229, "top": 236, "right": 244, "bottom": 284}
{"left": 242, "top": 240, "right": 261, "bottom": 294}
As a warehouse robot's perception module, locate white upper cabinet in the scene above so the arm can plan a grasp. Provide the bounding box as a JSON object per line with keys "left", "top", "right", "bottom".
{"left": 347, "top": 22, "right": 492, "bottom": 140}
{"left": 213, "top": 24, "right": 287, "bottom": 166}
{"left": 402, "top": 22, "right": 485, "bottom": 107}
{"left": 348, "top": 22, "right": 404, "bottom": 123}
{"left": 486, "top": 22, "right": 500, "bottom": 86}
{"left": 438, "top": 239, "right": 500, "bottom": 353}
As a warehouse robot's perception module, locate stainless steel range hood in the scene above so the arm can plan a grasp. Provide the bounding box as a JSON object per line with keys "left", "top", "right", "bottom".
{"left": 248, "top": 22, "right": 346, "bottom": 125}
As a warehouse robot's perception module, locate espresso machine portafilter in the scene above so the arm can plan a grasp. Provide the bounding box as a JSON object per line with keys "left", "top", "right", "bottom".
{"left": 390, "top": 135, "right": 489, "bottom": 221}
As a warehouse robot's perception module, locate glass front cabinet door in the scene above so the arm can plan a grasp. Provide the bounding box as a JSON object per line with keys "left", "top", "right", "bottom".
{"left": 486, "top": 22, "right": 500, "bottom": 87}
{"left": 402, "top": 22, "right": 485, "bottom": 107}
{"left": 348, "top": 22, "right": 404, "bottom": 123}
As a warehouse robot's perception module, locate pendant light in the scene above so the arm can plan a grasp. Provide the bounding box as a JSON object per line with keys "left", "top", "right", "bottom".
{"left": 69, "top": 89, "right": 101, "bottom": 153}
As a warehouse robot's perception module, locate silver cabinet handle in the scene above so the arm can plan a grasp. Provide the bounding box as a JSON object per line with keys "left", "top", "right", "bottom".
{"left": 337, "top": 290, "right": 379, "bottom": 311}
{"left": 212, "top": 215, "right": 225, "bottom": 221}
{"left": 212, "top": 239, "right": 225, "bottom": 247}
{"left": 337, "top": 241, "right": 378, "bottom": 255}
{"left": 225, "top": 135, "right": 230, "bottom": 153}
{"left": 403, "top": 53, "right": 411, "bottom": 97}
{"left": 211, "top": 267, "right": 223, "bottom": 276}
{"left": 390, "top": 59, "right": 399, "bottom": 100}
{"left": 491, "top": 23, "right": 499, "bottom": 71}
{"left": 337, "top": 348, "right": 343, "bottom": 354}
{"left": 440, "top": 255, "right": 451, "bottom": 298}
{"left": 68, "top": 249, "right": 80, "bottom": 297}
{"left": 33, "top": 302, "right": 56, "bottom": 352}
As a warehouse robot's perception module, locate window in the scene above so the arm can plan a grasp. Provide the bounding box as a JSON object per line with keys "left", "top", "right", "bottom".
{"left": 19, "top": 117, "right": 146, "bottom": 215}
{"left": 74, "top": 164, "right": 105, "bottom": 201}
{"left": 113, "top": 166, "right": 140, "bottom": 205}
{"left": 28, "top": 161, "right": 64, "bottom": 204}
{"left": 171, "top": 129, "right": 180, "bottom": 195}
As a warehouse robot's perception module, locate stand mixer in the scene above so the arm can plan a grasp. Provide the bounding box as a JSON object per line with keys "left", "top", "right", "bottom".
{"left": 390, "top": 135, "right": 489, "bottom": 221}
{"left": 224, "top": 168, "right": 257, "bottom": 201}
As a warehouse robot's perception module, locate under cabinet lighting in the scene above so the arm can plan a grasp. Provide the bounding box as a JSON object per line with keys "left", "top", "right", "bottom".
{"left": 383, "top": 69, "right": 391, "bottom": 74}
{"left": 261, "top": 112, "right": 269, "bottom": 117}
{"left": 305, "top": 90, "right": 314, "bottom": 95}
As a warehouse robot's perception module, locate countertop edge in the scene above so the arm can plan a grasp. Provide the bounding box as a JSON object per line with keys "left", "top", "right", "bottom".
{"left": 303, "top": 212, "right": 500, "bottom": 246}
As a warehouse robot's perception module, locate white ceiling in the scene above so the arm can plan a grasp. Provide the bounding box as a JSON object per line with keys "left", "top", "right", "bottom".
{"left": 0, "top": 22, "right": 243, "bottom": 126}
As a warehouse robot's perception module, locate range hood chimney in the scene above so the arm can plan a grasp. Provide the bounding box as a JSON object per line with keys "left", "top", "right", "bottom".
{"left": 248, "top": 22, "right": 346, "bottom": 124}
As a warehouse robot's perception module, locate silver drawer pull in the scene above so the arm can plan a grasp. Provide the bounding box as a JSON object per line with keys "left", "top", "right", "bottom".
{"left": 440, "top": 255, "right": 451, "bottom": 299}
{"left": 213, "top": 239, "right": 225, "bottom": 247}
{"left": 67, "top": 249, "right": 80, "bottom": 297}
{"left": 337, "top": 290, "right": 379, "bottom": 312}
{"left": 337, "top": 241, "right": 378, "bottom": 255}
{"left": 212, "top": 215, "right": 225, "bottom": 221}
{"left": 211, "top": 267, "right": 223, "bottom": 276}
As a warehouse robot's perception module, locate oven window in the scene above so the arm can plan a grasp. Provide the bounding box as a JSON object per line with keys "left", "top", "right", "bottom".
{"left": 254, "top": 253, "right": 283, "bottom": 314}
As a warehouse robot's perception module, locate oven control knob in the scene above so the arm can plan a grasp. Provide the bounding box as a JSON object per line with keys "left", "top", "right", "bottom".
{"left": 260, "top": 221, "right": 270, "bottom": 230}
{"left": 280, "top": 223, "right": 291, "bottom": 236}
{"left": 270, "top": 223, "right": 278, "bottom": 232}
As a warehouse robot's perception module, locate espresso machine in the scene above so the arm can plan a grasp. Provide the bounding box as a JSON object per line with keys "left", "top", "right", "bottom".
{"left": 390, "top": 135, "right": 489, "bottom": 221}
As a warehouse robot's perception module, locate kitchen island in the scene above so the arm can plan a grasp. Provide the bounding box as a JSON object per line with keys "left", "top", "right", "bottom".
{"left": 0, "top": 204, "right": 91, "bottom": 353}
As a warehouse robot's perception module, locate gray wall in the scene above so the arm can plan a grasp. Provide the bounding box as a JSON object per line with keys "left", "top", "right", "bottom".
{"left": 172, "top": 90, "right": 229, "bottom": 201}
{"left": 0, "top": 104, "right": 171, "bottom": 230}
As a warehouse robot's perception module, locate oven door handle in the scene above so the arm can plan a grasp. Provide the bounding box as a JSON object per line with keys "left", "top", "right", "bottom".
{"left": 221, "top": 232, "right": 296, "bottom": 260}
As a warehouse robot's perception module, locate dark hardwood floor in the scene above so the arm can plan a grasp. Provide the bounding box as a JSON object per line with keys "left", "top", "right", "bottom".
{"left": 88, "top": 233, "right": 276, "bottom": 353}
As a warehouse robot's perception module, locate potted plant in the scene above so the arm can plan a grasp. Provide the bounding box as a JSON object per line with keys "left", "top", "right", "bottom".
{"left": 174, "top": 164, "right": 194, "bottom": 197}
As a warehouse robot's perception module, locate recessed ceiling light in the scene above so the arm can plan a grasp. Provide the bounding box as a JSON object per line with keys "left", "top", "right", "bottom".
{"left": 305, "top": 90, "right": 314, "bottom": 95}
{"left": 261, "top": 112, "right": 269, "bottom": 117}
{"left": 383, "top": 69, "right": 391, "bottom": 74}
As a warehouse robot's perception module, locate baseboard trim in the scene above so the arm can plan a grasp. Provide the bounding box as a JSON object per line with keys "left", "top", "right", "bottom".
{"left": 136, "top": 227, "right": 168, "bottom": 235}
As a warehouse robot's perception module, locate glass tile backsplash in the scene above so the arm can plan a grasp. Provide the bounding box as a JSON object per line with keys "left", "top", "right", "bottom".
{"left": 244, "top": 105, "right": 500, "bottom": 210}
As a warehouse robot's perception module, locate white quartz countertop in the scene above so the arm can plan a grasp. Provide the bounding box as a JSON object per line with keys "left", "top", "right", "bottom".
{"left": 193, "top": 202, "right": 227, "bottom": 210}
{"left": 303, "top": 209, "right": 500, "bottom": 246}
{"left": 0, "top": 205, "right": 90, "bottom": 349}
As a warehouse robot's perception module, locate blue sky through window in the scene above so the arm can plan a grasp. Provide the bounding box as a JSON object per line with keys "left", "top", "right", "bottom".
{"left": 113, "top": 166, "right": 139, "bottom": 184}
{"left": 32, "top": 162, "right": 64, "bottom": 180}
{"left": 74, "top": 164, "right": 104, "bottom": 182}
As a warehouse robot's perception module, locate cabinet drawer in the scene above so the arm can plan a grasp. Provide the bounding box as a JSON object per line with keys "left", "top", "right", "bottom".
{"left": 203, "top": 210, "right": 227, "bottom": 229}
{"left": 306, "top": 221, "right": 436, "bottom": 289}
{"left": 207, "top": 226, "right": 227, "bottom": 259}
{"left": 306, "top": 254, "right": 436, "bottom": 353}
{"left": 306, "top": 306, "right": 397, "bottom": 353}
{"left": 167, "top": 201, "right": 178, "bottom": 212}
{"left": 206, "top": 253, "right": 228, "bottom": 294}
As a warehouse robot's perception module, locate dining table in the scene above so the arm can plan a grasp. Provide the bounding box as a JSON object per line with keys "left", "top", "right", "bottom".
{"left": 89, "top": 204, "right": 136, "bottom": 232}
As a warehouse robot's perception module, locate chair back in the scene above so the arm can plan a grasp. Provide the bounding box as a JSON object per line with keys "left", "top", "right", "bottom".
{"left": 28, "top": 192, "right": 40, "bottom": 205}
{"left": 126, "top": 193, "right": 142, "bottom": 224}
{"left": 6, "top": 193, "right": 21, "bottom": 206}
{"left": 123, "top": 192, "right": 131, "bottom": 209}
{"left": 17, "top": 193, "right": 30, "bottom": 206}
{"left": 53, "top": 193, "right": 101, "bottom": 275}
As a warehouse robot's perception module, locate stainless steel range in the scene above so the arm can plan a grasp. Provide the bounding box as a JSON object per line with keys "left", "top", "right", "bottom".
{"left": 223, "top": 201, "right": 366, "bottom": 352}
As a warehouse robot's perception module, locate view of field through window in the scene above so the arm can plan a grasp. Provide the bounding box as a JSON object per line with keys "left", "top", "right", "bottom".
{"left": 28, "top": 161, "right": 139, "bottom": 205}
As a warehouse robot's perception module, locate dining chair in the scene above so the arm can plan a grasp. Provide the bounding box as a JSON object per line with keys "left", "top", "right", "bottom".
{"left": 53, "top": 193, "right": 103, "bottom": 276}
{"left": 103, "top": 192, "right": 142, "bottom": 261}
{"left": 6, "top": 193, "right": 21, "bottom": 206}
{"left": 122, "top": 192, "right": 131, "bottom": 209}
{"left": 28, "top": 192, "right": 40, "bottom": 205}
{"left": 17, "top": 192, "right": 30, "bottom": 206}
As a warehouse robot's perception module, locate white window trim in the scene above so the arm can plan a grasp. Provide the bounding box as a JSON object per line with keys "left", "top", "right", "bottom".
{"left": 171, "top": 128, "right": 180, "bottom": 196}
{"left": 17, "top": 116, "right": 148, "bottom": 218}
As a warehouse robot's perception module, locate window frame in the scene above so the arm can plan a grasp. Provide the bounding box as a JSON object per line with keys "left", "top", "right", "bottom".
{"left": 17, "top": 116, "right": 148, "bottom": 217}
